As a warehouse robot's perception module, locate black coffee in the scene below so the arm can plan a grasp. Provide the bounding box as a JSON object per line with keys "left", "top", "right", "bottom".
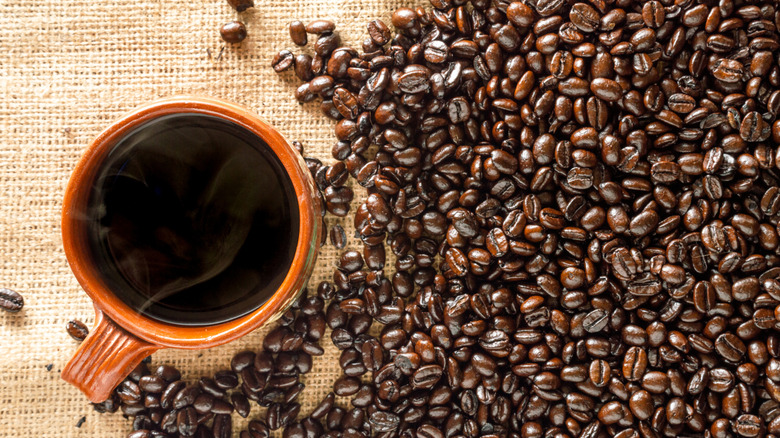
{"left": 83, "top": 113, "right": 299, "bottom": 326}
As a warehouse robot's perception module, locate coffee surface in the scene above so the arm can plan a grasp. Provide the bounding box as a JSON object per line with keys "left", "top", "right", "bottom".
{"left": 84, "top": 113, "right": 299, "bottom": 326}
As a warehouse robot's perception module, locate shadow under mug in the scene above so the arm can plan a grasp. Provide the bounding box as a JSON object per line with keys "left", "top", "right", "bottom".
{"left": 61, "top": 96, "right": 321, "bottom": 402}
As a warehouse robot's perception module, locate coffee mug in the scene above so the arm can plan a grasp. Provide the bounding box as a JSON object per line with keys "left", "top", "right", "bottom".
{"left": 61, "top": 96, "right": 321, "bottom": 402}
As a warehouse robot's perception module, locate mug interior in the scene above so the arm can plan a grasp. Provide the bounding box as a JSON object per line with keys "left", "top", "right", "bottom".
{"left": 62, "top": 96, "right": 320, "bottom": 348}
{"left": 82, "top": 113, "right": 301, "bottom": 326}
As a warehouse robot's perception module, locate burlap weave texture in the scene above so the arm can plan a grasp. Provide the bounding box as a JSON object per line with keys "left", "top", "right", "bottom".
{"left": 0, "top": 0, "right": 415, "bottom": 435}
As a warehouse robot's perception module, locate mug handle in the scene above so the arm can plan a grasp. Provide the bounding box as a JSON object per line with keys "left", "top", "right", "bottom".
{"left": 62, "top": 309, "right": 159, "bottom": 402}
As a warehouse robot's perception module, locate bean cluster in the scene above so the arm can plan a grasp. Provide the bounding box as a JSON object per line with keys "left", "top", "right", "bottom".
{"left": 104, "top": 0, "right": 780, "bottom": 437}
{"left": 97, "top": 285, "right": 327, "bottom": 438}
{"left": 272, "top": 0, "right": 780, "bottom": 437}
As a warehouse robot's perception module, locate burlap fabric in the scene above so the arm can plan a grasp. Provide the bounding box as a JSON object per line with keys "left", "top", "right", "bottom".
{"left": 0, "top": 0, "right": 417, "bottom": 435}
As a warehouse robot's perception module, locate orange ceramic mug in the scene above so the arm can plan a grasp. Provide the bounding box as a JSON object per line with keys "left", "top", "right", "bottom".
{"left": 61, "top": 96, "right": 321, "bottom": 402}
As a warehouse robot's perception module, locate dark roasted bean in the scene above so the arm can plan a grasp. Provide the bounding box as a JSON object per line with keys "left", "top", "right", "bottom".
{"left": 220, "top": 21, "right": 247, "bottom": 44}
{"left": 590, "top": 78, "right": 622, "bottom": 102}
{"left": 213, "top": 414, "right": 232, "bottom": 438}
{"left": 176, "top": 407, "right": 198, "bottom": 437}
{"left": 272, "top": 50, "right": 295, "bottom": 73}
{"left": 741, "top": 111, "right": 771, "bottom": 142}
{"left": 305, "top": 20, "right": 335, "bottom": 35}
{"left": 329, "top": 224, "right": 346, "bottom": 249}
{"left": 367, "top": 20, "right": 391, "bottom": 46}
{"left": 66, "top": 319, "right": 89, "bottom": 341}
{"left": 0, "top": 288, "right": 23, "bottom": 312}
{"left": 225, "top": 0, "right": 253, "bottom": 11}
{"left": 570, "top": 3, "right": 600, "bottom": 33}
{"left": 289, "top": 20, "right": 307, "bottom": 46}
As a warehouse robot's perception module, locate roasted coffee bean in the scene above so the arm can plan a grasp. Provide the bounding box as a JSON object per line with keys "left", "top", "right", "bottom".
{"left": 411, "top": 364, "right": 443, "bottom": 389}
{"left": 231, "top": 393, "right": 251, "bottom": 418}
{"left": 314, "top": 33, "right": 341, "bottom": 57}
{"left": 590, "top": 78, "right": 622, "bottom": 102}
{"left": 369, "top": 411, "right": 400, "bottom": 432}
{"left": 207, "top": 373, "right": 236, "bottom": 395}
{"left": 305, "top": 20, "right": 335, "bottom": 35}
{"left": 155, "top": 365, "right": 181, "bottom": 383}
{"left": 289, "top": 20, "right": 307, "bottom": 46}
{"left": 367, "top": 20, "right": 391, "bottom": 46}
{"left": 741, "top": 112, "right": 771, "bottom": 142}
{"left": 589, "top": 359, "right": 611, "bottom": 387}
{"left": 715, "top": 333, "right": 747, "bottom": 362}
{"left": 231, "top": 351, "right": 255, "bottom": 373}
{"left": 293, "top": 54, "right": 313, "bottom": 82}
{"left": 332, "top": 88, "right": 359, "bottom": 119}
{"left": 173, "top": 385, "right": 201, "bottom": 409}
{"left": 642, "top": 1, "right": 664, "bottom": 27}
{"left": 0, "top": 288, "right": 23, "bottom": 312}
{"left": 176, "top": 406, "right": 198, "bottom": 437}
{"left": 210, "top": 398, "right": 234, "bottom": 415}
{"left": 193, "top": 393, "right": 214, "bottom": 414}
{"left": 226, "top": 0, "right": 253, "bottom": 12}
{"left": 712, "top": 58, "right": 745, "bottom": 83}
{"left": 583, "top": 309, "right": 609, "bottom": 333}
{"left": 220, "top": 21, "right": 247, "bottom": 44}
{"left": 424, "top": 41, "right": 449, "bottom": 64}
{"left": 570, "top": 3, "right": 600, "bottom": 33}
{"left": 138, "top": 375, "right": 165, "bottom": 394}
{"left": 333, "top": 376, "right": 360, "bottom": 396}
{"left": 213, "top": 414, "right": 232, "bottom": 438}
{"left": 398, "top": 69, "right": 430, "bottom": 94}
{"left": 735, "top": 414, "right": 763, "bottom": 437}
{"left": 272, "top": 50, "right": 295, "bottom": 73}
{"left": 623, "top": 347, "right": 648, "bottom": 381}
{"left": 328, "top": 224, "right": 347, "bottom": 249}
{"left": 66, "top": 319, "right": 89, "bottom": 341}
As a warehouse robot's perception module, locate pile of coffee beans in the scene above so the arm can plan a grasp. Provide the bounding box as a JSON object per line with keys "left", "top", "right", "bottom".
{"left": 269, "top": 0, "right": 780, "bottom": 437}
{"left": 106, "top": 0, "right": 780, "bottom": 437}
{"left": 98, "top": 286, "right": 327, "bottom": 438}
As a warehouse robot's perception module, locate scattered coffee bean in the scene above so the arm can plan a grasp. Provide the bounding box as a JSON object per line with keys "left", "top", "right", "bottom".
{"left": 0, "top": 288, "right": 23, "bottom": 312}
{"left": 220, "top": 21, "right": 247, "bottom": 44}
{"left": 271, "top": 50, "right": 294, "bottom": 73}
{"left": 66, "top": 319, "right": 89, "bottom": 342}
{"left": 225, "top": 0, "right": 253, "bottom": 12}
{"left": 289, "top": 20, "right": 307, "bottom": 47}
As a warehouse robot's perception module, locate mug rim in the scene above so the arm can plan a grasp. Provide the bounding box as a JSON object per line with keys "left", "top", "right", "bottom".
{"left": 61, "top": 95, "right": 320, "bottom": 348}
